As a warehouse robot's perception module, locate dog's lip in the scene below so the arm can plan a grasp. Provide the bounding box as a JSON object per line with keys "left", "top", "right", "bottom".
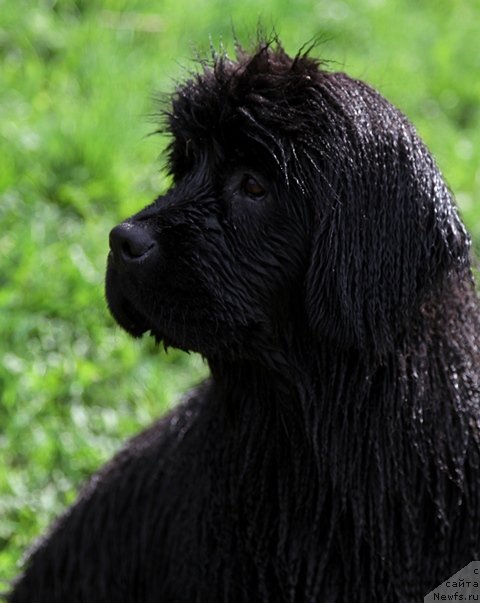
{"left": 106, "top": 258, "right": 227, "bottom": 346}
{"left": 106, "top": 267, "right": 151, "bottom": 337}
{"left": 118, "top": 298, "right": 151, "bottom": 337}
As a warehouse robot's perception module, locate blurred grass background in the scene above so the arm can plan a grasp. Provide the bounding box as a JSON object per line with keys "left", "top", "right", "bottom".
{"left": 1, "top": 0, "right": 479, "bottom": 586}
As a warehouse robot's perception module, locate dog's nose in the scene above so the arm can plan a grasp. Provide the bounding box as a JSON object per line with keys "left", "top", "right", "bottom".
{"left": 109, "top": 223, "right": 156, "bottom": 268}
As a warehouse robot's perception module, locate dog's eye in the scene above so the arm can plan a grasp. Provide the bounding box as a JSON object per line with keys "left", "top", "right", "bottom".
{"left": 242, "top": 175, "right": 266, "bottom": 199}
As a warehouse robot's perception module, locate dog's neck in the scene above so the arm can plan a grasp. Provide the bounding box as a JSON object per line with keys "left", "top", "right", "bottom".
{"left": 204, "top": 301, "right": 480, "bottom": 592}
{"left": 207, "top": 285, "right": 480, "bottom": 493}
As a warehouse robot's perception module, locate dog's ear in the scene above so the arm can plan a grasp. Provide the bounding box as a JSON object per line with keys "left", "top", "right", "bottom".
{"left": 303, "top": 83, "right": 470, "bottom": 357}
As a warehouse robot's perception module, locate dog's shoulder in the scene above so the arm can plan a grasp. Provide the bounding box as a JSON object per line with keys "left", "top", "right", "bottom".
{"left": 8, "top": 381, "right": 214, "bottom": 601}
{"left": 83, "top": 378, "right": 214, "bottom": 496}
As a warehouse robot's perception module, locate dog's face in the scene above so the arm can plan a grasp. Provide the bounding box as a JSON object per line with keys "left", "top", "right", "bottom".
{"left": 106, "top": 160, "right": 306, "bottom": 357}
{"left": 106, "top": 44, "right": 469, "bottom": 360}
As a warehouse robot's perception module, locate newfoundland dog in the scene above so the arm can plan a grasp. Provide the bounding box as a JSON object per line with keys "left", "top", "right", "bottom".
{"left": 8, "top": 41, "right": 480, "bottom": 602}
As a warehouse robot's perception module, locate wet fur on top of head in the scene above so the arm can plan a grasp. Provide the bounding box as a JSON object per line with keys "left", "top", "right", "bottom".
{"left": 8, "top": 40, "right": 480, "bottom": 603}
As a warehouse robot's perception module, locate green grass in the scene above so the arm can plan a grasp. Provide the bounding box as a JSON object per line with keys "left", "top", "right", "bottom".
{"left": 1, "top": 0, "right": 479, "bottom": 587}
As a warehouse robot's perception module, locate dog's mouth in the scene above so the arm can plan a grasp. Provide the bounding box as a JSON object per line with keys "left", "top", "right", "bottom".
{"left": 105, "top": 259, "right": 154, "bottom": 338}
{"left": 105, "top": 259, "right": 211, "bottom": 349}
{"left": 113, "top": 295, "right": 151, "bottom": 338}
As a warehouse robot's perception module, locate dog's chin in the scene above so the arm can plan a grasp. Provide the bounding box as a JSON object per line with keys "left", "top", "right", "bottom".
{"left": 106, "top": 284, "right": 201, "bottom": 351}
{"left": 105, "top": 265, "right": 256, "bottom": 356}
{"left": 107, "top": 292, "right": 240, "bottom": 357}
{"left": 107, "top": 303, "right": 206, "bottom": 353}
{"left": 105, "top": 261, "right": 154, "bottom": 338}
{"left": 106, "top": 293, "right": 151, "bottom": 339}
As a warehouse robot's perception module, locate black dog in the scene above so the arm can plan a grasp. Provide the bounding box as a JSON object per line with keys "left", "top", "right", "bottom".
{"left": 8, "top": 42, "right": 480, "bottom": 602}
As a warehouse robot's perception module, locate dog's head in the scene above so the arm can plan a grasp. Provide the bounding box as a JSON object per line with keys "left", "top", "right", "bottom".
{"left": 106, "top": 43, "right": 470, "bottom": 361}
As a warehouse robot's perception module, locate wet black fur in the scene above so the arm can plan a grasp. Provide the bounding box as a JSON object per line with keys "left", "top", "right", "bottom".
{"left": 8, "top": 42, "right": 480, "bottom": 602}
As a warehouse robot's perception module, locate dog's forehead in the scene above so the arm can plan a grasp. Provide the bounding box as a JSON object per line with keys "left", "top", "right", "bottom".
{"left": 176, "top": 57, "right": 386, "bottom": 140}
{"left": 167, "top": 47, "right": 328, "bottom": 152}
{"left": 164, "top": 43, "right": 420, "bottom": 194}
